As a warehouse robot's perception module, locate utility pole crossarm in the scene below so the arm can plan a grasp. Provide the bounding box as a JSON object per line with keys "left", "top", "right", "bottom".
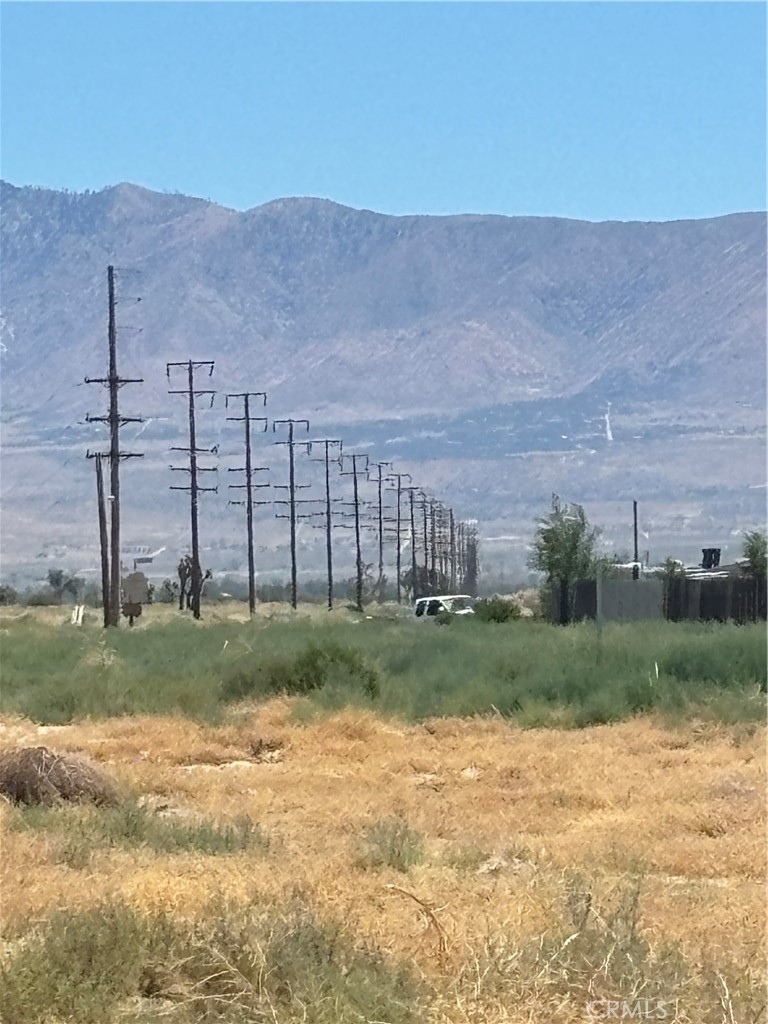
{"left": 271, "top": 418, "right": 312, "bottom": 609}
{"left": 224, "top": 390, "right": 269, "bottom": 617}
{"left": 85, "top": 265, "right": 144, "bottom": 627}
{"left": 167, "top": 358, "right": 217, "bottom": 620}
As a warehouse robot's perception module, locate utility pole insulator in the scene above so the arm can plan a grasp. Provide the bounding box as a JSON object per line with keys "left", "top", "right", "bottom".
{"left": 85, "top": 265, "right": 144, "bottom": 627}
{"left": 167, "top": 359, "right": 217, "bottom": 620}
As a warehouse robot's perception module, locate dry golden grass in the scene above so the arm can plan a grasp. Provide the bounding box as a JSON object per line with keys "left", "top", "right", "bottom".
{"left": 1, "top": 705, "right": 764, "bottom": 1016}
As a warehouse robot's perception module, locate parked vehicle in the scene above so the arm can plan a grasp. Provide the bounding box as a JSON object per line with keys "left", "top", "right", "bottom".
{"left": 413, "top": 594, "right": 475, "bottom": 618}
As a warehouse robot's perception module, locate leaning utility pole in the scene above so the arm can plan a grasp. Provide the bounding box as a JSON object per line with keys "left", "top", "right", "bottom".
{"left": 85, "top": 266, "right": 144, "bottom": 626}
{"left": 385, "top": 471, "right": 412, "bottom": 604}
{"left": 94, "top": 455, "right": 111, "bottom": 629}
{"left": 226, "top": 392, "right": 269, "bottom": 616}
{"left": 341, "top": 453, "right": 370, "bottom": 612}
{"left": 273, "top": 419, "right": 312, "bottom": 610}
{"left": 370, "top": 460, "right": 393, "bottom": 598}
{"left": 309, "top": 438, "right": 343, "bottom": 610}
{"left": 167, "top": 360, "right": 217, "bottom": 620}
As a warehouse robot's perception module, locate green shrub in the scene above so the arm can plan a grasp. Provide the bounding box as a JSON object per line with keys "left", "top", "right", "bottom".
{"left": 359, "top": 816, "right": 425, "bottom": 873}
{"left": 7, "top": 802, "right": 267, "bottom": 865}
{"left": 473, "top": 597, "right": 522, "bottom": 623}
{"left": 222, "top": 639, "right": 380, "bottom": 702}
{"left": 0, "top": 898, "right": 422, "bottom": 1024}
{"left": 0, "top": 583, "right": 20, "bottom": 605}
{"left": 24, "top": 590, "right": 61, "bottom": 607}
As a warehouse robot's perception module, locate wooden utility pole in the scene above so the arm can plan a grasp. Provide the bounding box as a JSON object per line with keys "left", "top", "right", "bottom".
{"left": 420, "top": 493, "right": 430, "bottom": 594}
{"left": 385, "top": 471, "right": 412, "bottom": 604}
{"left": 405, "top": 487, "right": 420, "bottom": 600}
{"left": 94, "top": 455, "right": 110, "bottom": 628}
{"left": 633, "top": 500, "right": 640, "bottom": 581}
{"left": 168, "top": 360, "right": 217, "bottom": 620}
{"left": 273, "top": 419, "right": 312, "bottom": 610}
{"left": 449, "top": 507, "right": 457, "bottom": 592}
{"left": 85, "top": 266, "right": 143, "bottom": 627}
{"left": 341, "top": 453, "right": 370, "bottom": 612}
{"left": 429, "top": 499, "right": 439, "bottom": 594}
{"left": 309, "top": 439, "right": 343, "bottom": 610}
{"left": 370, "top": 461, "right": 392, "bottom": 598}
{"left": 226, "top": 392, "right": 268, "bottom": 616}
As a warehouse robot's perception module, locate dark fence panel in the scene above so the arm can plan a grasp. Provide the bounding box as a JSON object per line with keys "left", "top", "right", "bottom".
{"left": 664, "top": 576, "right": 766, "bottom": 623}
{"left": 546, "top": 576, "right": 767, "bottom": 624}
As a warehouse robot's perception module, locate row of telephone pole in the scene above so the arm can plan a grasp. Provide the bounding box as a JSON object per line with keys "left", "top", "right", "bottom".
{"left": 85, "top": 267, "right": 479, "bottom": 623}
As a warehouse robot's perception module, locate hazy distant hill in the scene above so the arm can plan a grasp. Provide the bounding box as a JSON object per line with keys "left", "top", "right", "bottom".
{"left": 0, "top": 182, "right": 765, "bottom": 581}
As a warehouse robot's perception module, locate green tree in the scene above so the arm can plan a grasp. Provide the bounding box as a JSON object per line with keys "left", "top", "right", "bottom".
{"left": 529, "top": 495, "right": 600, "bottom": 584}
{"left": 742, "top": 529, "right": 767, "bottom": 578}
{"left": 46, "top": 569, "right": 83, "bottom": 601}
{"left": 660, "top": 556, "right": 686, "bottom": 580}
{"left": 529, "top": 496, "right": 601, "bottom": 624}
{"left": 0, "top": 583, "right": 20, "bottom": 605}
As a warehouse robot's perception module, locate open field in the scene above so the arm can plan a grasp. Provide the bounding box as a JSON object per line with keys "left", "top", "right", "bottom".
{"left": 0, "top": 608, "right": 765, "bottom": 1022}
{"left": 0, "top": 604, "right": 765, "bottom": 727}
{"left": 1, "top": 707, "right": 765, "bottom": 1023}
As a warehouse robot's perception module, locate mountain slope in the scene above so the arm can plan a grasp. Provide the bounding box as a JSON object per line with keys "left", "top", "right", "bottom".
{"left": 0, "top": 182, "right": 765, "bottom": 579}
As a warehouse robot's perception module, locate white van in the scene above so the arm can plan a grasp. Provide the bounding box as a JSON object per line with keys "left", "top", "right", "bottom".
{"left": 413, "top": 594, "right": 475, "bottom": 619}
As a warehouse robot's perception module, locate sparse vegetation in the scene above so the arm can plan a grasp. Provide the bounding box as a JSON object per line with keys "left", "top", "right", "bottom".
{"left": 0, "top": 898, "right": 422, "bottom": 1024}
{"left": 6, "top": 801, "right": 266, "bottom": 867}
{"left": 359, "top": 815, "right": 426, "bottom": 872}
{"left": 742, "top": 528, "right": 767, "bottom": 578}
{"left": 0, "top": 686, "right": 763, "bottom": 1024}
{"left": 472, "top": 596, "right": 522, "bottom": 622}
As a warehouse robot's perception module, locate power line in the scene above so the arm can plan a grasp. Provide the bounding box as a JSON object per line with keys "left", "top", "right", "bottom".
{"left": 167, "top": 359, "right": 217, "bottom": 620}
{"left": 385, "top": 470, "right": 412, "bottom": 604}
{"left": 369, "top": 460, "right": 393, "bottom": 598}
{"left": 226, "top": 391, "right": 268, "bottom": 617}
{"left": 308, "top": 438, "right": 343, "bottom": 610}
{"left": 272, "top": 419, "right": 316, "bottom": 610}
{"left": 340, "top": 453, "right": 370, "bottom": 612}
{"left": 85, "top": 265, "right": 144, "bottom": 627}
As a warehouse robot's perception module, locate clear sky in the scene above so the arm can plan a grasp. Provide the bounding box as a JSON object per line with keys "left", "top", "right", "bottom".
{"left": 1, "top": 1, "right": 765, "bottom": 221}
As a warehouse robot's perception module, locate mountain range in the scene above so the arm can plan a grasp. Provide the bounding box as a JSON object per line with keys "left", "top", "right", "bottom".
{"left": 1, "top": 181, "right": 765, "bottom": 585}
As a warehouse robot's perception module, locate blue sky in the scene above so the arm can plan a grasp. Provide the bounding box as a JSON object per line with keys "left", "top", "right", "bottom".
{"left": 1, "top": 2, "right": 765, "bottom": 221}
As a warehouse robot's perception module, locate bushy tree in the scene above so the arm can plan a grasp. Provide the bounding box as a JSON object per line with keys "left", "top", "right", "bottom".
{"left": 46, "top": 569, "right": 83, "bottom": 601}
{"left": 529, "top": 495, "right": 600, "bottom": 584}
{"left": 742, "top": 529, "right": 767, "bottom": 578}
{"left": 0, "top": 583, "right": 20, "bottom": 605}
